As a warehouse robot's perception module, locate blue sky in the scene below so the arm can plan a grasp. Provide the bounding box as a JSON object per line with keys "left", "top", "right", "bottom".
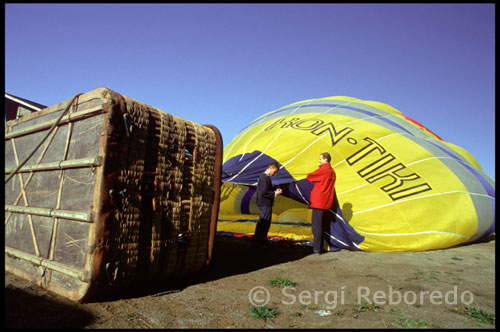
{"left": 5, "top": 3, "right": 495, "bottom": 180}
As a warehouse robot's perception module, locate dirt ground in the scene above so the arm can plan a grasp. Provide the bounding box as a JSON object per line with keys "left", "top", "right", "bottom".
{"left": 4, "top": 234, "right": 495, "bottom": 329}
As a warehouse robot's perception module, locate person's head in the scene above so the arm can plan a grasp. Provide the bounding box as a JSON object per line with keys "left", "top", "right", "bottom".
{"left": 319, "top": 152, "right": 331, "bottom": 165}
{"left": 265, "top": 162, "right": 280, "bottom": 176}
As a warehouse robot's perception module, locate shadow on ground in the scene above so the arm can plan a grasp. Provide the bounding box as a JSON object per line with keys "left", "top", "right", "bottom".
{"left": 108, "top": 235, "right": 312, "bottom": 300}
{"left": 202, "top": 235, "right": 311, "bottom": 281}
{"left": 4, "top": 284, "right": 95, "bottom": 328}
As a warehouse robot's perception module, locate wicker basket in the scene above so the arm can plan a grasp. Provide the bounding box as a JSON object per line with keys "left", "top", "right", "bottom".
{"left": 5, "top": 88, "right": 223, "bottom": 302}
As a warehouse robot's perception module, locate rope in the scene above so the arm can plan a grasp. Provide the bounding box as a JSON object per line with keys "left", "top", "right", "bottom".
{"left": 5, "top": 93, "right": 83, "bottom": 184}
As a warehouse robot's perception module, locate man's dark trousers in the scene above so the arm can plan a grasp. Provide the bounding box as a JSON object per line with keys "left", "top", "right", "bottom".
{"left": 254, "top": 205, "right": 272, "bottom": 244}
{"left": 311, "top": 208, "right": 329, "bottom": 252}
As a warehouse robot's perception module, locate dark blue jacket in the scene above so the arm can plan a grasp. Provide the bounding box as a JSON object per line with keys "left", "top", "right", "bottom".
{"left": 256, "top": 172, "right": 276, "bottom": 206}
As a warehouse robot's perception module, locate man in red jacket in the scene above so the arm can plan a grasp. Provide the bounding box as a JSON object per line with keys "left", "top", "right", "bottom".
{"left": 307, "top": 152, "right": 336, "bottom": 254}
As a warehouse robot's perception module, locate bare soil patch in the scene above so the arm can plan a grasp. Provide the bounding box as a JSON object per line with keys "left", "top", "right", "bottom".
{"left": 5, "top": 235, "right": 495, "bottom": 328}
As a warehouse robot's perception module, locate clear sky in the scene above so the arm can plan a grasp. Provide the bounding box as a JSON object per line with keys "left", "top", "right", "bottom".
{"left": 5, "top": 3, "right": 495, "bottom": 180}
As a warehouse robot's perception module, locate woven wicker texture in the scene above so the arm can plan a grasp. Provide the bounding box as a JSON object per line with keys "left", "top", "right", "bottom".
{"left": 111, "top": 94, "right": 217, "bottom": 283}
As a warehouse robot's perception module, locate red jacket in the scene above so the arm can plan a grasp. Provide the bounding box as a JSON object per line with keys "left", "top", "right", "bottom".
{"left": 307, "top": 163, "right": 336, "bottom": 210}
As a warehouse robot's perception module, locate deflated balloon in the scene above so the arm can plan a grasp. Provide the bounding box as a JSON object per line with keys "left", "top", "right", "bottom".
{"left": 219, "top": 96, "right": 495, "bottom": 252}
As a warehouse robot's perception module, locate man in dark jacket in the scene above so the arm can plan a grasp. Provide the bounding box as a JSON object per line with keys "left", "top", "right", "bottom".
{"left": 254, "top": 162, "right": 282, "bottom": 247}
{"left": 307, "top": 152, "right": 336, "bottom": 254}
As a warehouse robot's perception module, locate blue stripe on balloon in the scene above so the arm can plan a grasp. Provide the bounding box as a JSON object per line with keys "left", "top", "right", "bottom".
{"left": 240, "top": 187, "right": 256, "bottom": 214}
{"left": 239, "top": 103, "right": 413, "bottom": 136}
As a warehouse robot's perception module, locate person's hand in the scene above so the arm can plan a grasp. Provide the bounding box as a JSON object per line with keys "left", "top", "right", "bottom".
{"left": 275, "top": 188, "right": 283, "bottom": 195}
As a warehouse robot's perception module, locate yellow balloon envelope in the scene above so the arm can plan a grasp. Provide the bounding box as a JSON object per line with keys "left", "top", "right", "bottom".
{"left": 219, "top": 96, "right": 495, "bottom": 252}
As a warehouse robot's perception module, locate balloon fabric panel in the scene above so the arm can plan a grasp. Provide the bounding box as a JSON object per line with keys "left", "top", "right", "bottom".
{"left": 220, "top": 96, "right": 495, "bottom": 252}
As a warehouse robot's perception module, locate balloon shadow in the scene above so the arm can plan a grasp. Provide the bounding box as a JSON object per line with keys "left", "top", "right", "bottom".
{"left": 341, "top": 202, "right": 353, "bottom": 222}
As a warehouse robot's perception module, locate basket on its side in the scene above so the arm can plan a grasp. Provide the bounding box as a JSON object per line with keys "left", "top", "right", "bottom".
{"left": 5, "top": 88, "right": 223, "bottom": 302}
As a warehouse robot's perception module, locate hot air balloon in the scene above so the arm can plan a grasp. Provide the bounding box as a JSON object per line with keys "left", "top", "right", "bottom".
{"left": 219, "top": 96, "right": 495, "bottom": 252}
